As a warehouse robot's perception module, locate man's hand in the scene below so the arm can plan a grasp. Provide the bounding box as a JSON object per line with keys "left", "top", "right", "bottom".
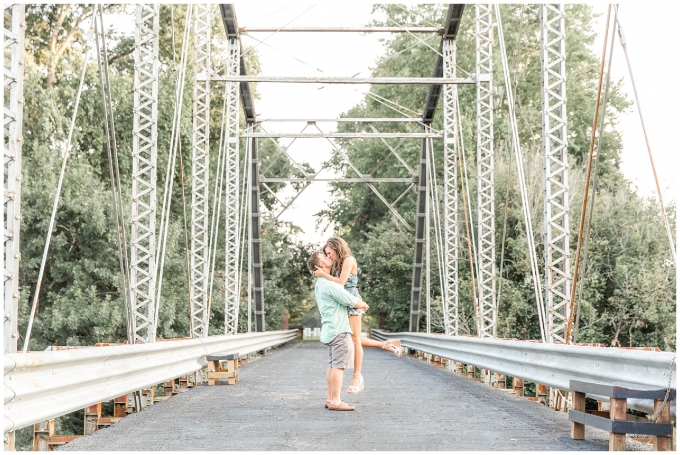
{"left": 354, "top": 299, "right": 369, "bottom": 311}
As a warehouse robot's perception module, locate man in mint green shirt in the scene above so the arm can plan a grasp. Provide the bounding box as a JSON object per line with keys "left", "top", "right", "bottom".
{"left": 307, "top": 251, "right": 368, "bottom": 411}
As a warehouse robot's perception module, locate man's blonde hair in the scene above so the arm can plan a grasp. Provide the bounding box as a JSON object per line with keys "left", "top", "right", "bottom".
{"left": 306, "top": 251, "right": 323, "bottom": 275}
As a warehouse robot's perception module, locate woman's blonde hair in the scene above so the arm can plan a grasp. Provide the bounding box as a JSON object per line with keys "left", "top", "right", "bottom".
{"left": 324, "top": 236, "right": 352, "bottom": 278}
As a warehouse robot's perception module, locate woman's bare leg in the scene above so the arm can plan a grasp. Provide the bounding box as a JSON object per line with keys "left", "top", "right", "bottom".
{"left": 361, "top": 336, "right": 402, "bottom": 356}
{"left": 349, "top": 314, "right": 363, "bottom": 388}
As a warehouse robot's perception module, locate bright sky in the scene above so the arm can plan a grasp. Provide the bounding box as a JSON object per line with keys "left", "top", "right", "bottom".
{"left": 109, "top": 2, "right": 679, "bottom": 245}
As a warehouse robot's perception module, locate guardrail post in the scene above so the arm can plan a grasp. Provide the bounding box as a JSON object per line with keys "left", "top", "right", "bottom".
{"left": 466, "top": 364, "right": 475, "bottom": 379}
{"left": 652, "top": 399, "right": 671, "bottom": 451}
{"left": 537, "top": 383, "right": 548, "bottom": 405}
{"left": 481, "top": 369, "right": 491, "bottom": 385}
{"left": 609, "top": 397, "right": 627, "bottom": 450}
{"left": 570, "top": 391, "right": 586, "bottom": 439}
{"left": 513, "top": 378, "right": 524, "bottom": 397}
{"left": 496, "top": 373, "right": 506, "bottom": 389}
{"left": 113, "top": 395, "right": 128, "bottom": 417}
{"left": 33, "top": 420, "right": 54, "bottom": 451}
{"left": 84, "top": 403, "right": 102, "bottom": 435}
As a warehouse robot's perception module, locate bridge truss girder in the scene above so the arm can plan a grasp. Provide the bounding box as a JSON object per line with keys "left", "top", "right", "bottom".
{"left": 223, "top": 36, "right": 241, "bottom": 335}
{"left": 409, "top": 4, "right": 464, "bottom": 333}
{"left": 475, "top": 4, "right": 497, "bottom": 338}
{"left": 130, "top": 4, "right": 159, "bottom": 344}
{"left": 4, "top": 4, "right": 25, "bottom": 450}
{"left": 190, "top": 4, "right": 212, "bottom": 338}
{"left": 442, "top": 38, "right": 459, "bottom": 336}
{"left": 540, "top": 4, "right": 571, "bottom": 343}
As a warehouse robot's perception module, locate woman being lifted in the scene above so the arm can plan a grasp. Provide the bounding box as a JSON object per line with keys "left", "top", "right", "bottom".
{"left": 312, "top": 236, "right": 402, "bottom": 395}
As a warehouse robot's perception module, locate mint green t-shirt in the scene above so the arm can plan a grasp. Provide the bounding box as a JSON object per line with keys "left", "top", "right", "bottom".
{"left": 314, "top": 277, "right": 359, "bottom": 344}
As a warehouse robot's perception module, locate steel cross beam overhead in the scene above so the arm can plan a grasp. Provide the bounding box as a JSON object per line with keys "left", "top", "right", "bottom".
{"left": 409, "top": 4, "right": 465, "bottom": 333}
{"left": 190, "top": 4, "right": 211, "bottom": 338}
{"left": 475, "top": 4, "right": 497, "bottom": 338}
{"left": 130, "top": 4, "right": 159, "bottom": 344}
{"left": 540, "top": 5, "right": 571, "bottom": 344}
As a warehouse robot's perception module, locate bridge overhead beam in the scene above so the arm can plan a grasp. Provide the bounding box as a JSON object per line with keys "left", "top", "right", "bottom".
{"left": 475, "top": 4, "right": 497, "bottom": 338}
{"left": 409, "top": 4, "right": 465, "bottom": 333}
{"left": 130, "top": 4, "right": 159, "bottom": 344}
{"left": 190, "top": 4, "right": 212, "bottom": 338}
{"left": 540, "top": 5, "right": 571, "bottom": 343}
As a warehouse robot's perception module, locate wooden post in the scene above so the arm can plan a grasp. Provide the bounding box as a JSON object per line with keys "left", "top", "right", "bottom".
{"left": 609, "top": 397, "right": 627, "bottom": 451}
{"left": 513, "top": 378, "right": 524, "bottom": 397}
{"left": 481, "top": 369, "right": 491, "bottom": 385}
{"left": 652, "top": 399, "right": 671, "bottom": 451}
{"left": 33, "top": 420, "right": 54, "bottom": 451}
{"left": 113, "top": 395, "right": 128, "bottom": 418}
{"left": 570, "top": 391, "right": 586, "bottom": 440}
{"left": 466, "top": 364, "right": 475, "bottom": 379}
{"left": 496, "top": 373, "right": 506, "bottom": 389}
{"left": 84, "top": 403, "right": 101, "bottom": 435}
{"left": 537, "top": 384, "right": 548, "bottom": 405}
{"left": 455, "top": 362, "right": 464, "bottom": 374}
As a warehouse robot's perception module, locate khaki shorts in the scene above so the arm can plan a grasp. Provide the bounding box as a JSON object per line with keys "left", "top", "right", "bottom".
{"left": 325, "top": 332, "right": 353, "bottom": 369}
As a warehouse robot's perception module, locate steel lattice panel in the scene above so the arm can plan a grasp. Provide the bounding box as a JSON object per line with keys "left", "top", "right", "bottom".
{"left": 130, "top": 4, "right": 159, "bottom": 344}
{"left": 224, "top": 37, "right": 240, "bottom": 335}
{"left": 475, "top": 4, "right": 496, "bottom": 338}
{"left": 442, "top": 38, "right": 459, "bottom": 336}
{"left": 190, "top": 4, "right": 211, "bottom": 338}
{"left": 4, "top": 4, "right": 24, "bottom": 356}
{"left": 540, "top": 4, "right": 571, "bottom": 343}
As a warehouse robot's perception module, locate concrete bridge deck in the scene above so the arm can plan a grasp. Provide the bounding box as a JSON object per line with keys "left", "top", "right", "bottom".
{"left": 61, "top": 341, "right": 650, "bottom": 451}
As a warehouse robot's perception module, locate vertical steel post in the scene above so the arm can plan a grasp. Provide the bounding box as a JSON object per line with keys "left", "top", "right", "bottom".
{"left": 442, "top": 38, "right": 459, "bottom": 336}
{"left": 409, "top": 130, "right": 429, "bottom": 332}
{"left": 190, "top": 4, "right": 211, "bottom": 338}
{"left": 130, "top": 4, "right": 159, "bottom": 344}
{"left": 248, "top": 130, "right": 265, "bottom": 331}
{"left": 540, "top": 5, "right": 570, "bottom": 343}
{"left": 4, "top": 5, "right": 24, "bottom": 449}
{"left": 224, "top": 36, "right": 240, "bottom": 335}
{"left": 475, "top": 4, "right": 497, "bottom": 338}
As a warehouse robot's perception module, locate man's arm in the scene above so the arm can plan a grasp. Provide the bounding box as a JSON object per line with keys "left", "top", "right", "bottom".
{"left": 327, "top": 282, "right": 368, "bottom": 310}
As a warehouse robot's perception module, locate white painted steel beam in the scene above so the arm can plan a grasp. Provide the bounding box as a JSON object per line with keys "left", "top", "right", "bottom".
{"left": 3, "top": 330, "right": 298, "bottom": 433}
{"left": 204, "top": 76, "right": 480, "bottom": 84}
{"left": 241, "top": 26, "right": 443, "bottom": 33}
{"left": 3, "top": 5, "right": 24, "bottom": 450}
{"left": 442, "top": 38, "right": 459, "bottom": 336}
{"left": 224, "top": 36, "right": 240, "bottom": 335}
{"left": 190, "top": 4, "right": 211, "bottom": 338}
{"left": 475, "top": 4, "right": 497, "bottom": 338}
{"left": 372, "top": 330, "right": 676, "bottom": 418}
{"left": 3, "top": 4, "right": 24, "bottom": 356}
{"left": 540, "top": 5, "right": 571, "bottom": 344}
{"left": 130, "top": 4, "right": 159, "bottom": 344}
{"left": 239, "top": 132, "right": 444, "bottom": 139}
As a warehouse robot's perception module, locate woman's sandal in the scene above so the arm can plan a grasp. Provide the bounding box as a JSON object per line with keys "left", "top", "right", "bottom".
{"left": 346, "top": 373, "right": 364, "bottom": 395}
{"left": 382, "top": 339, "right": 402, "bottom": 357}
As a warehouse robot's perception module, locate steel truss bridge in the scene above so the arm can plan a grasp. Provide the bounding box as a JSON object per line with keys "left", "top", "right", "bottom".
{"left": 2, "top": 3, "right": 676, "bottom": 451}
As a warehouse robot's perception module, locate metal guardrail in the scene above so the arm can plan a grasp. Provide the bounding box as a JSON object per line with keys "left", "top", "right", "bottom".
{"left": 4, "top": 330, "right": 298, "bottom": 433}
{"left": 372, "top": 330, "right": 676, "bottom": 418}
